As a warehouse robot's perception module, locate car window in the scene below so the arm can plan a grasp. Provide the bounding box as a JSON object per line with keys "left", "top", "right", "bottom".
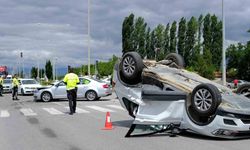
{"left": 3, "top": 79, "right": 12, "bottom": 84}
{"left": 80, "top": 78, "right": 90, "bottom": 85}
{"left": 58, "top": 82, "right": 65, "bottom": 86}
{"left": 21, "top": 80, "right": 38, "bottom": 84}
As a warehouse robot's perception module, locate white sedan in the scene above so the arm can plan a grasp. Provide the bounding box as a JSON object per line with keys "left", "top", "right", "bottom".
{"left": 34, "top": 77, "right": 112, "bottom": 102}
{"left": 18, "top": 79, "right": 42, "bottom": 95}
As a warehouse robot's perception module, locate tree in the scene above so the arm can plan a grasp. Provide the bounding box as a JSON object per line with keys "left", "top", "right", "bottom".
{"left": 203, "top": 14, "right": 212, "bottom": 53}
{"left": 149, "top": 30, "right": 156, "bottom": 59}
{"left": 170, "top": 21, "right": 177, "bottom": 53}
{"left": 30, "top": 67, "right": 37, "bottom": 79}
{"left": 145, "top": 27, "right": 151, "bottom": 58}
{"left": 45, "top": 60, "right": 53, "bottom": 80}
{"left": 122, "top": 13, "right": 135, "bottom": 54}
{"left": 177, "top": 17, "right": 186, "bottom": 56}
{"left": 163, "top": 23, "right": 170, "bottom": 55}
{"left": 197, "top": 15, "right": 203, "bottom": 51}
{"left": 238, "top": 45, "right": 250, "bottom": 80}
{"left": 211, "top": 15, "right": 222, "bottom": 69}
{"left": 185, "top": 17, "right": 198, "bottom": 66}
{"left": 154, "top": 24, "right": 165, "bottom": 60}
{"left": 133, "top": 17, "right": 147, "bottom": 56}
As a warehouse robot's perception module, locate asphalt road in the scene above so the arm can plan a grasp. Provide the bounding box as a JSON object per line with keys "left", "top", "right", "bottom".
{"left": 1, "top": 93, "right": 250, "bottom": 150}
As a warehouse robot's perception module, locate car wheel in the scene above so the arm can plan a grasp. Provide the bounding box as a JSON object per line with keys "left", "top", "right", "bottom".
{"left": 165, "top": 53, "right": 185, "bottom": 68}
{"left": 237, "top": 83, "right": 250, "bottom": 99}
{"left": 86, "top": 90, "right": 97, "bottom": 101}
{"left": 21, "top": 88, "right": 25, "bottom": 96}
{"left": 120, "top": 52, "right": 143, "bottom": 84}
{"left": 191, "top": 83, "right": 221, "bottom": 117}
{"left": 41, "top": 92, "right": 52, "bottom": 102}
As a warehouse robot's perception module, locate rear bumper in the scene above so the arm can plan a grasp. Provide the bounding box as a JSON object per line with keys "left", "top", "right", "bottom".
{"left": 98, "top": 88, "right": 112, "bottom": 97}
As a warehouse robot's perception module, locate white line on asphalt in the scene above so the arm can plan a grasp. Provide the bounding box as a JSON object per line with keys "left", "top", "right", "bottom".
{"left": 20, "top": 108, "right": 37, "bottom": 116}
{"left": 64, "top": 107, "right": 90, "bottom": 113}
{"left": 0, "top": 110, "right": 10, "bottom": 118}
{"left": 43, "top": 108, "right": 64, "bottom": 115}
{"left": 106, "top": 105, "right": 125, "bottom": 110}
{"left": 52, "top": 102, "right": 68, "bottom": 107}
{"left": 86, "top": 105, "right": 115, "bottom": 112}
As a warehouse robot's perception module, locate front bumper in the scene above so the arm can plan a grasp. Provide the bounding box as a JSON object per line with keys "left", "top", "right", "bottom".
{"left": 3, "top": 88, "right": 12, "bottom": 93}
{"left": 184, "top": 110, "right": 250, "bottom": 139}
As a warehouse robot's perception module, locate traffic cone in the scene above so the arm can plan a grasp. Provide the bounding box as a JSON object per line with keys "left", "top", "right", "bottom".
{"left": 102, "top": 112, "right": 114, "bottom": 130}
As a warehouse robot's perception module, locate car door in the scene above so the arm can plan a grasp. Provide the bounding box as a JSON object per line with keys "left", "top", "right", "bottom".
{"left": 78, "top": 78, "right": 91, "bottom": 98}
{"left": 53, "top": 82, "right": 67, "bottom": 99}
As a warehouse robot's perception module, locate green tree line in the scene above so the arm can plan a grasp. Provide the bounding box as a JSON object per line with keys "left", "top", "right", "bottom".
{"left": 72, "top": 55, "right": 118, "bottom": 77}
{"left": 122, "top": 13, "right": 222, "bottom": 79}
{"left": 30, "top": 60, "right": 53, "bottom": 80}
{"left": 227, "top": 36, "right": 250, "bottom": 81}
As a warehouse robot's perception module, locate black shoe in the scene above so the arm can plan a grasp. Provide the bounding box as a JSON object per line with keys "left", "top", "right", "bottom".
{"left": 16, "top": 98, "right": 20, "bottom": 100}
{"left": 12, "top": 98, "right": 15, "bottom": 100}
{"left": 69, "top": 112, "right": 74, "bottom": 115}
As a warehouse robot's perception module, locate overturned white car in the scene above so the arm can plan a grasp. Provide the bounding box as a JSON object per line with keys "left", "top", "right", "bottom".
{"left": 113, "top": 52, "right": 250, "bottom": 139}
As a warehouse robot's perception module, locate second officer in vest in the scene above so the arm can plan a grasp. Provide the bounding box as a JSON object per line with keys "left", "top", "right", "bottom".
{"left": 63, "top": 68, "right": 80, "bottom": 115}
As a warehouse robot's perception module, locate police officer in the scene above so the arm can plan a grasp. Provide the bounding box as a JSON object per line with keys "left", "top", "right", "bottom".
{"left": 63, "top": 68, "right": 80, "bottom": 115}
{"left": 0, "top": 76, "right": 3, "bottom": 96}
{"left": 12, "top": 74, "right": 19, "bottom": 100}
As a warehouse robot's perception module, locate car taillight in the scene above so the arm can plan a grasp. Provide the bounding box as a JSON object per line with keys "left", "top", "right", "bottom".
{"left": 102, "top": 84, "right": 109, "bottom": 88}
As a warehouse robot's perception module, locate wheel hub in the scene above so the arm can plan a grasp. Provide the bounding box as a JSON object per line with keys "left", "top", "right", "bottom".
{"left": 194, "top": 89, "right": 212, "bottom": 111}
{"left": 123, "top": 56, "right": 135, "bottom": 75}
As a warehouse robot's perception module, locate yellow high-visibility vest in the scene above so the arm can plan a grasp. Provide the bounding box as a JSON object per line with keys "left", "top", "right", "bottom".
{"left": 0, "top": 77, "right": 3, "bottom": 85}
{"left": 12, "top": 78, "right": 19, "bottom": 87}
{"left": 63, "top": 73, "right": 79, "bottom": 90}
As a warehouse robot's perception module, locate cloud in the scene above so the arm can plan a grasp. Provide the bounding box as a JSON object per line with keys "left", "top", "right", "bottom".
{"left": 0, "top": 0, "right": 249, "bottom": 75}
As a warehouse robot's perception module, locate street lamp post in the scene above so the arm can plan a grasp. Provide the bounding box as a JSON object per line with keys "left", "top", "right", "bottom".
{"left": 222, "top": 0, "right": 226, "bottom": 86}
{"left": 88, "top": 0, "right": 91, "bottom": 76}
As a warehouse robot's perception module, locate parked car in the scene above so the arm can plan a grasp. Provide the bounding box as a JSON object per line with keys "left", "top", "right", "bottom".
{"left": 34, "top": 76, "right": 112, "bottom": 102}
{"left": 113, "top": 52, "right": 250, "bottom": 139}
{"left": 18, "top": 79, "right": 42, "bottom": 95}
{"left": 3, "top": 79, "right": 12, "bottom": 93}
{"left": 102, "top": 77, "right": 111, "bottom": 85}
{"left": 227, "top": 80, "right": 248, "bottom": 89}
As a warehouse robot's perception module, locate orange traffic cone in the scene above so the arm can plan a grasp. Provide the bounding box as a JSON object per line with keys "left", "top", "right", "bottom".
{"left": 102, "top": 112, "right": 114, "bottom": 130}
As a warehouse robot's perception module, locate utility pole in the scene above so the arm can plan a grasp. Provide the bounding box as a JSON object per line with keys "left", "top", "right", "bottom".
{"left": 222, "top": 0, "right": 226, "bottom": 86}
{"left": 88, "top": 0, "right": 91, "bottom": 76}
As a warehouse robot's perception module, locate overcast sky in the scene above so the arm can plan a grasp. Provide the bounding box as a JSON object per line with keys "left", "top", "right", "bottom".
{"left": 0, "top": 0, "right": 249, "bottom": 73}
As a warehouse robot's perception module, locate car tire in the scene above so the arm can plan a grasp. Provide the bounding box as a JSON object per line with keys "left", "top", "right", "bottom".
{"left": 237, "top": 83, "right": 250, "bottom": 99}
{"left": 191, "top": 83, "right": 221, "bottom": 117}
{"left": 41, "top": 92, "right": 52, "bottom": 102}
{"left": 165, "top": 53, "right": 185, "bottom": 68}
{"left": 120, "top": 52, "right": 143, "bottom": 84}
{"left": 85, "top": 90, "right": 97, "bottom": 101}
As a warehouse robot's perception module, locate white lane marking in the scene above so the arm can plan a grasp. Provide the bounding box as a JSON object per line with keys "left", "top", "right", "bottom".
{"left": 86, "top": 105, "right": 115, "bottom": 112}
{"left": 20, "top": 108, "right": 37, "bottom": 116}
{"left": 43, "top": 108, "right": 64, "bottom": 115}
{"left": 1, "top": 110, "right": 10, "bottom": 118}
{"left": 52, "top": 102, "right": 68, "bottom": 107}
{"left": 64, "top": 107, "right": 90, "bottom": 113}
{"left": 106, "top": 105, "right": 125, "bottom": 110}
